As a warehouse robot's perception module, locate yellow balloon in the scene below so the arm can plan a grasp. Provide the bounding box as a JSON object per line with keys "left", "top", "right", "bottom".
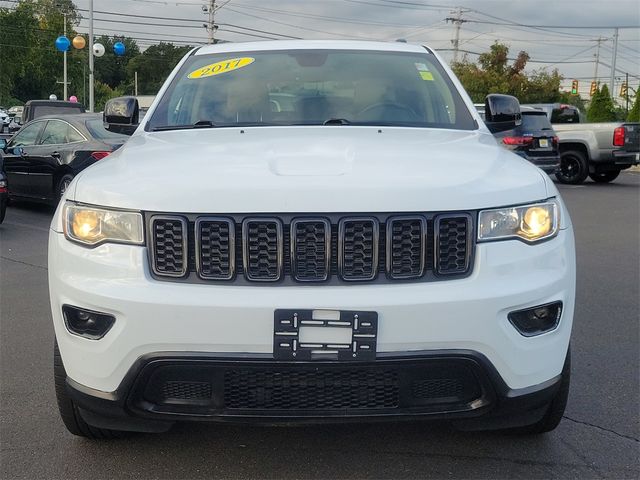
{"left": 72, "top": 35, "right": 86, "bottom": 49}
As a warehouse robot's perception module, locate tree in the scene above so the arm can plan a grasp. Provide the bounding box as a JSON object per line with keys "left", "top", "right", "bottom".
{"left": 627, "top": 93, "right": 640, "bottom": 122}
{"left": 587, "top": 84, "right": 617, "bottom": 122}
{"left": 93, "top": 80, "right": 125, "bottom": 111}
{"left": 126, "top": 43, "right": 193, "bottom": 95}
{"left": 452, "top": 42, "right": 563, "bottom": 104}
{"left": 94, "top": 35, "right": 140, "bottom": 90}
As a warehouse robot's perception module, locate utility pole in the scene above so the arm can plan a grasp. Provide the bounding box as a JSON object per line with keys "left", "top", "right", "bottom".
{"left": 89, "top": 0, "right": 94, "bottom": 111}
{"left": 63, "top": 12, "right": 67, "bottom": 101}
{"left": 593, "top": 37, "right": 602, "bottom": 81}
{"left": 445, "top": 8, "right": 468, "bottom": 63}
{"left": 204, "top": 0, "right": 216, "bottom": 44}
{"left": 609, "top": 27, "right": 619, "bottom": 99}
{"left": 625, "top": 72, "right": 629, "bottom": 115}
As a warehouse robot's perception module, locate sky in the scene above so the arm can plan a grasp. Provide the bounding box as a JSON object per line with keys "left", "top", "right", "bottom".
{"left": 3, "top": 0, "right": 639, "bottom": 96}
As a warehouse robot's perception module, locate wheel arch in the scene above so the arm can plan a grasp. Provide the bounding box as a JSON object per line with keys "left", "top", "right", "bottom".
{"left": 558, "top": 142, "right": 590, "bottom": 162}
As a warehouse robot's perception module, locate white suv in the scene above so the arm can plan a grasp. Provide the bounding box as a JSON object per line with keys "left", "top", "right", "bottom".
{"left": 49, "top": 41, "right": 575, "bottom": 438}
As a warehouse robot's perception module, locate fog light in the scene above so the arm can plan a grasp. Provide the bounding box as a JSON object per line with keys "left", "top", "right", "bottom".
{"left": 508, "top": 301, "right": 563, "bottom": 337}
{"left": 62, "top": 305, "right": 115, "bottom": 340}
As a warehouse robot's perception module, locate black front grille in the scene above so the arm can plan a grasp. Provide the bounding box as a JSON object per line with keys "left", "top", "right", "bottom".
{"left": 339, "top": 218, "right": 379, "bottom": 281}
{"left": 149, "top": 212, "right": 473, "bottom": 284}
{"left": 150, "top": 216, "right": 187, "bottom": 277}
{"left": 196, "top": 218, "right": 234, "bottom": 280}
{"left": 387, "top": 217, "right": 426, "bottom": 279}
{"left": 436, "top": 215, "right": 471, "bottom": 275}
{"left": 224, "top": 368, "right": 399, "bottom": 410}
{"left": 242, "top": 218, "right": 283, "bottom": 281}
{"left": 291, "top": 219, "right": 330, "bottom": 281}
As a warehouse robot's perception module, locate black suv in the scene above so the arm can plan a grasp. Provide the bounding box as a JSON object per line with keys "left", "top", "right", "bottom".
{"left": 493, "top": 107, "right": 560, "bottom": 174}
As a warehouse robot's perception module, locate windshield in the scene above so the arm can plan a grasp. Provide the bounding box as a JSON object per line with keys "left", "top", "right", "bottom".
{"left": 521, "top": 112, "right": 554, "bottom": 131}
{"left": 32, "top": 105, "right": 84, "bottom": 119}
{"left": 147, "top": 49, "right": 476, "bottom": 131}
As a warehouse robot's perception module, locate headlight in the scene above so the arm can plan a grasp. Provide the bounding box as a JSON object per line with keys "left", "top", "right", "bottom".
{"left": 63, "top": 203, "right": 144, "bottom": 247}
{"left": 478, "top": 200, "right": 559, "bottom": 243}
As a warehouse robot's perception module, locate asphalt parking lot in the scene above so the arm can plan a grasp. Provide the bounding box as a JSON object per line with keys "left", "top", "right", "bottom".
{"left": 1, "top": 172, "right": 638, "bottom": 480}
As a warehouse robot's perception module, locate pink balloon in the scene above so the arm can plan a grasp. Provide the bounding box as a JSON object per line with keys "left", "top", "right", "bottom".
{"left": 69, "top": 96, "right": 78, "bottom": 103}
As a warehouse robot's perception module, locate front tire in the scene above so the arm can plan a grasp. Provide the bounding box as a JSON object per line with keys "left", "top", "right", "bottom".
{"left": 513, "top": 347, "right": 571, "bottom": 434}
{"left": 556, "top": 150, "right": 589, "bottom": 185}
{"left": 56, "top": 174, "right": 74, "bottom": 201}
{"left": 589, "top": 170, "right": 620, "bottom": 183}
{"left": 54, "top": 340, "right": 128, "bottom": 439}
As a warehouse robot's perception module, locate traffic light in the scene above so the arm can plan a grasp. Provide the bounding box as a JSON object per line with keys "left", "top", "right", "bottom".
{"left": 620, "top": 82, "right": 628, "bottom": 98}
{"left": 571, "top": 80, "right": 579, "bottom": 95}
{"left": 590, "top": 81, "right": 598, "bottom": 97}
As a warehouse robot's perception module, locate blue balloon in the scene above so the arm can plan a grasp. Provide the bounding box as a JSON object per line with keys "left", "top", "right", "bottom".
{"left": 113, "top": 42, "right": 126, "bottom": 56}
{"left": 55, "top": 36, "right": 70, "bottom": 52}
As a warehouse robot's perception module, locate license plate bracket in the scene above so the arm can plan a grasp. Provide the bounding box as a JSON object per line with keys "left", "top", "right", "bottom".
{"left": 274, "top": 309, "right": 378, "bottom": 361}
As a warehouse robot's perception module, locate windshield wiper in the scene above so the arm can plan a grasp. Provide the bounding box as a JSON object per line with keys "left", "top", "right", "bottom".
{"left": 323, "top": 118, "right": 351, "bottom": 126}
{"left": 151, "top": 120, "right": 216, "bottom": 132}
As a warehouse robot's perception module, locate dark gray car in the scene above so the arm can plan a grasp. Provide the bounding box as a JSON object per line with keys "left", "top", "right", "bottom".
{"left": 0, "top": 114, "right": 128, "bottom": 204}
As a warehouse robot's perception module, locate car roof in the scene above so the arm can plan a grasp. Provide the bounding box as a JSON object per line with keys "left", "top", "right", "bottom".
{"left": 521, "top": 107, "right": 547, "bottom": 114}
{"left": 195, "top": 40, "right": 432, "bottom": 56}
{"left": 24, "top": 100, "right": 85, "bottom": 107}
{"left": 34, "top": 113, "right": 100, "bottom": 122}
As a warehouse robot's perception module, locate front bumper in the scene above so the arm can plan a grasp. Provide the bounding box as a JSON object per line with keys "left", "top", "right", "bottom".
{"left": 65, "top": 350, "right": 564, "bottom": 432}
{"left": 49, "top": 225, "right": 576, "bottom": 397}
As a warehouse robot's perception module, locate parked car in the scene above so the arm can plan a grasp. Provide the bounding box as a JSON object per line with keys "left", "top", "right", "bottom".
{"left": 491, "top": 107, "right": 560, "bottom": 174}
{"left": 8, "top": 114, "right": 22, "bottom": 134}
{"left": 0, "top": 154, "right": 7, "bottom": 223}
{"left": 49, "top": 41, "right": 575, "bottom": 439}
{"left": 0, "top": 113, "right": 128, "bottom": 203}
{"left": 0, "top": 108, "right": 10, "bottom": 133}
{"left": 20, "top": 99, "right": 86, "bottom": 125}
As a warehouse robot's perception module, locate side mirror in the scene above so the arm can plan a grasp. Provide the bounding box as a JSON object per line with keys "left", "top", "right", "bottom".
{"left": 484, "top": 94, "right": 522, "bottom": 134}
{"left": 0, "top": 139, "right": 6, "bottom": 151}
{"left": 104, "top": 96, "right": 140, "bottom": 135}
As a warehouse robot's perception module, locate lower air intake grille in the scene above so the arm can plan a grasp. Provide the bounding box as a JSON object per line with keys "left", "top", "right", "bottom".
{"left": 224, "top": 368, "right": 399, "bottom": 410}
{"left": 162, "top": 381, "right": 212, "bottom": 402}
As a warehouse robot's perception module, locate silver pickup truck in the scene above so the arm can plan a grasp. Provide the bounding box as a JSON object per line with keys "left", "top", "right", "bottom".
{"left": 522, "top": 104, "right": 640, "bottom": 184}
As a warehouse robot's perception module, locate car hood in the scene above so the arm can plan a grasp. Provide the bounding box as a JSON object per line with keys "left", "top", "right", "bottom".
{"left": 72, "top": 127, "right": 549, "bottom": 213}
